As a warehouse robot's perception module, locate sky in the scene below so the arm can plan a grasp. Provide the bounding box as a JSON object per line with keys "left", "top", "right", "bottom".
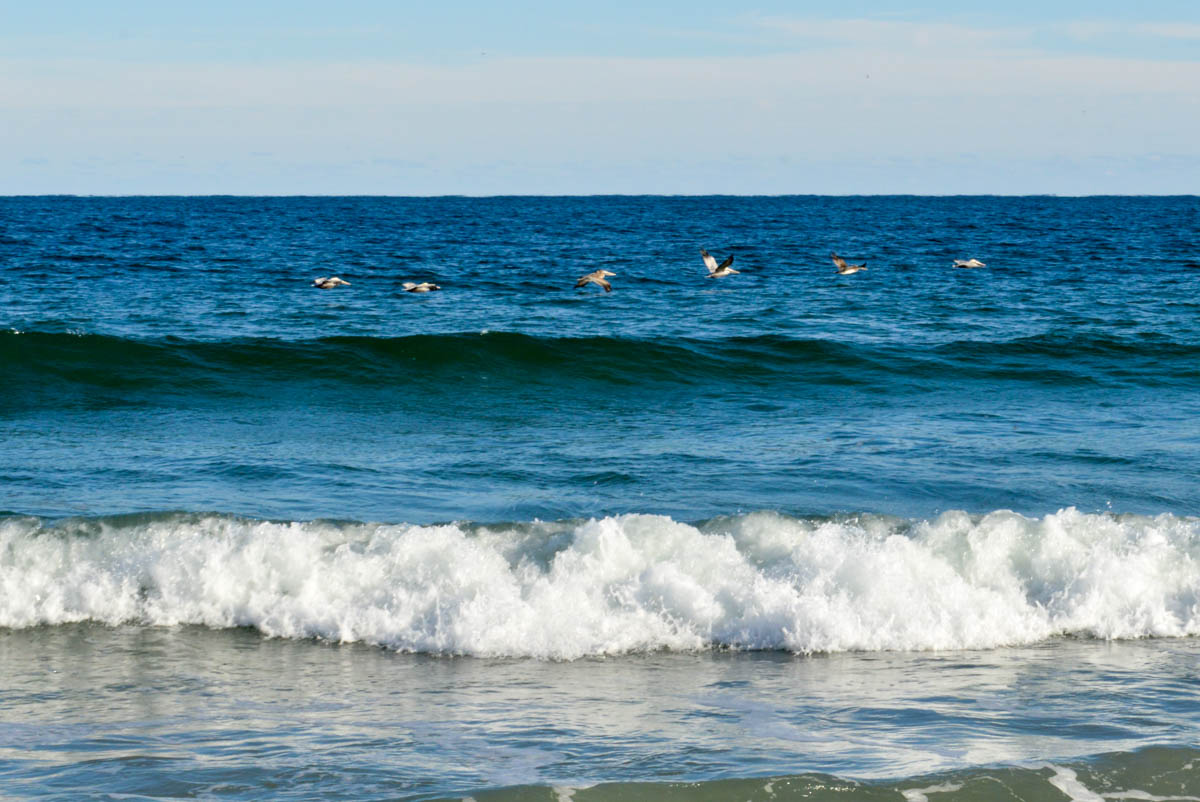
{"left": 1, "top": 1, "right": 1198, "bottom": 195}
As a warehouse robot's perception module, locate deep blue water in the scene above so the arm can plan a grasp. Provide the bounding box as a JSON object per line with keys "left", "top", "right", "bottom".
{"left": 2, "top": 196, "right": 1200, "bottom": 801}
{"left": 3, "top": 195, "right": 1200, "bottom": 522}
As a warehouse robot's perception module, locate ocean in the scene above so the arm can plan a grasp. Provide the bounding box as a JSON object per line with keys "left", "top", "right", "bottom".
{"left": 1, "top": 195, "right": 1198, "bottom": 800}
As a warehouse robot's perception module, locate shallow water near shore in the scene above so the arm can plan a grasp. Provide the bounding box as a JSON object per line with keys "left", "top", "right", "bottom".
{"left": 1, "top": 625, "right": 1198, "bottom": 800}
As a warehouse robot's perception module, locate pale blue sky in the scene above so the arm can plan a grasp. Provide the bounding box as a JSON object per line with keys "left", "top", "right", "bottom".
{"left": 2, "top": 1, "right": 1198, "bottom": 194}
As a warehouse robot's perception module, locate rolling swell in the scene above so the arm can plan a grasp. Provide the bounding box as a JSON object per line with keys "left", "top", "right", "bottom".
{"left": 5, "top": 329, "right": 1197, "bottom": 401}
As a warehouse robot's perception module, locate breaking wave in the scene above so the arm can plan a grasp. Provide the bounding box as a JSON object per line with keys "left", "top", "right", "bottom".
{"left": 2, "top": 508, "right": 1197, "bottom": 659}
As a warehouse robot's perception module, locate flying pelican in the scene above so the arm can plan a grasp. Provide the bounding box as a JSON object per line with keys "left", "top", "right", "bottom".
{"left": 402, "top": 282, "right": 441, "bottom": 292}
{"left": 700, "top": 248, "right": 738, "bottom": 278}
{"left": 575, "top": 269, "right": 615, "bottom": 292}
{"left": 313, "top": 276, "right": 351, "bottom": 289}
{"left": 831, "top": 253, "right": 867, "bottom": 275}
{"left": 953, "top": 258, "right": 987, "bottom": 268}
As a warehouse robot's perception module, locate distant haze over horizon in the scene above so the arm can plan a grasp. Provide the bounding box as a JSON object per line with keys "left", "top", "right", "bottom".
{"left": 3, "top": 1, "right": 1198, "bottom": 195}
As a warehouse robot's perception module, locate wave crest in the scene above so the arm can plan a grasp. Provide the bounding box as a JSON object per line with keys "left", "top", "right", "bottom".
{"left": 1, "top": 508, "right": 1197, "bottom": 658}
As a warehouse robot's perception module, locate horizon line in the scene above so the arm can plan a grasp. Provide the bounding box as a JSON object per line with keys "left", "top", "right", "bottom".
{"left": 3, "top": 192, "right": 1198, "bottom": 199}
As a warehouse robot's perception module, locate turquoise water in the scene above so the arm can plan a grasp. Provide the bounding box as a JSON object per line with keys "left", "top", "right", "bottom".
{"left": 2, "top": 196, "right": 1199, "bottom": 799}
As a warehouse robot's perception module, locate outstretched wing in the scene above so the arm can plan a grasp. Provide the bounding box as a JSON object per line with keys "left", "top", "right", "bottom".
{"left": 717, "top": 255, "right": 734, "bottom": 270}
{"left": 700, "top": 249, "right": 718, "bottom": 273}
{"left": 831, "top": 253, "right": 848, "bottom": 270}
{"left": 599, "top": 279, "right": 612, "bottom": 292}
{"left": 575, "top": 276, "right": 589, "bottom": 288}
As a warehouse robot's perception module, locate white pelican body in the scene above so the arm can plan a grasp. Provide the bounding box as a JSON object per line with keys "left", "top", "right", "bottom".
{"left": 313, "top": 276, "right": 351, "bottom": 289}
{"left": 403, "top": 282, "right": 441, "bottom": 292}
{"left": 953, "top": 258, "right": 987, "bottom": 268}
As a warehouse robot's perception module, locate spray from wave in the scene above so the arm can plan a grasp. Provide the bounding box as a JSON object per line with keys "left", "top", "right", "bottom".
{"left": 1, "top": 508, "right": 1197, "bottom": 659}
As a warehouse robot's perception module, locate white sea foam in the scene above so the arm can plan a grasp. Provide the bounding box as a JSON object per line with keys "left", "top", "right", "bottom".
{"left": 901, "top": 783, "right": 963, "bottom": 802}
{"left": 1, "top": 508, "right": 1198, "bottom": 659}
{"left": 1047, "top": 766, "right": 1106, "bottom": 802}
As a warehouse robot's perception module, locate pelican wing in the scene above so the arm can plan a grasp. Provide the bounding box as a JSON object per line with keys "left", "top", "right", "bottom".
{"left": 718, "top": 255, "right": 734, "bottom": 270}
{"left": 576, "top": 272, "right": 605, "bottom": 289}
{"left": 700, "top": 249, "right": 719, "bottom": 273}
{"left": 831, "top": 253, "right": 848, "bottom": 270}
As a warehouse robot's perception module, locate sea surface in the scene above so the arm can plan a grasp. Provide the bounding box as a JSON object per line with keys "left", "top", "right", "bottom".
{"left": 1, "top": 195, "right": 1199, "bottom": 800}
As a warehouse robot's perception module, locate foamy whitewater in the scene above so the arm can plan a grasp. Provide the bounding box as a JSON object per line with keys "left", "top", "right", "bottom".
{"left": 4, "top": 508, "right": 1197, "bottom": 658}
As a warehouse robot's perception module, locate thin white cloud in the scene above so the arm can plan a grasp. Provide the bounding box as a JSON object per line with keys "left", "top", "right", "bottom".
{"left": 750, "top": 16, "right": 1037, "bottom": 51}
{"left": 757, "top": 15, "right": 1200, "bottom": 50}
{"left": 1126, "top": 22, "right": 1200, "bottom": 40}
{"left": 2, "top": 48, "right": 1199, "bottom": 113}
{"left": 1065, "top": 20, "right": 1200, "bottom": 41}
{"left": 1061, "top": 22, "right": 1104, "bottom": 40}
